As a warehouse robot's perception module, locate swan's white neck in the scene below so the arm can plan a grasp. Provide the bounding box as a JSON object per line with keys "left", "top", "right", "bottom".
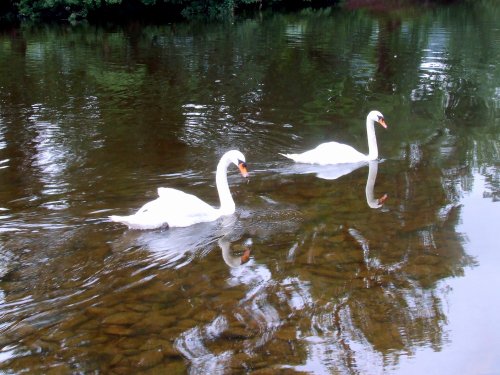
{"left": 366, "top": 117, "right": 379, "bottom": 160}
{"left": 216, "top": 155, "right": 236, "bottom": 215}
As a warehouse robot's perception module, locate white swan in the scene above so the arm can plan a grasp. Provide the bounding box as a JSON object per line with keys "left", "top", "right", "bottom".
{"left": 281, "top": 110, "right": 387, "bottom": 165}
{"left": 109, "top": 150, "right": 249, "bottom": 230}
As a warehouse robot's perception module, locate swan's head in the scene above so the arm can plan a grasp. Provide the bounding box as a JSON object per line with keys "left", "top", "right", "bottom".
{"left": 224, "top": 150, "right": 249, "bottom": 178}
{"left": 368, "top": 110, "right": 387, "bottom": 129}
{"left": 368, "top": 193, "right": 388, "bottom": 209}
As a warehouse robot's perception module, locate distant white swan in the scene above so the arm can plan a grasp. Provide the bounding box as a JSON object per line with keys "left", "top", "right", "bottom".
{"left": 281, "top": 110, "right": 387, "bottom": 165}
{"left": 110, "top": 150, "right": 248, "bottom": 230}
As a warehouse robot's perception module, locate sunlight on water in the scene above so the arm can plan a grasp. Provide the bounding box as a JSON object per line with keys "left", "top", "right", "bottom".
{"left": 397, "top": 172, "right": 500, "bottom": 374}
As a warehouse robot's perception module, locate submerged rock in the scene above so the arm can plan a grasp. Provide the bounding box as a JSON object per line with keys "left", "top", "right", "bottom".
{"left": 103, "top": 325, "right": 134, "bottom": 336}
{"left": 129, "top": 349, "right": 164, "bottom": 369}
{"left": 102, "top": 311, "right": 144, "bottom": 326}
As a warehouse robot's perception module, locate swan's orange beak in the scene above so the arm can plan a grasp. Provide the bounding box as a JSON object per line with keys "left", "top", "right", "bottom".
{"left": 378, "top": 118, "right": 388, "bottom": 129}
{"left": 238, "top": 162, "right": 249, "bottom": 178}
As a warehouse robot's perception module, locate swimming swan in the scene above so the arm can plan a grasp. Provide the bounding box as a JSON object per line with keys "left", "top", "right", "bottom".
{"left": 109, "top": 150, "right": 248, "bottom": 230}
{"left": 281, "top": 110, "right": 387, "bottom": 165}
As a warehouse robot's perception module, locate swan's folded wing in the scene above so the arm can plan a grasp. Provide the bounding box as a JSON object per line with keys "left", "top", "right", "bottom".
{"left": 313, "top": 142, "right": 367, "bottom": 164}
{"left": 156, "top": 187, "right": 211, "bottom": 208}
{"left": 157, "top": 187, "right": 197, "bottom": 200}
{"left": 150, "top": 187, "right": 219, "bottom": 225}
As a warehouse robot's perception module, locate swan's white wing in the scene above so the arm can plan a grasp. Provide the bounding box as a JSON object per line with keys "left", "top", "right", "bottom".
{"left": 155, "top": 187, "right": 213, "bottom": 212}
{"left": 283, "top": 142, "right": 368, "bottom": 165}
{"left": 110, "top": 188, "right": 219, "bottom": 230}
{"left": 310, "top": 142, "right": 368, "bottom": 163}
{"left": 138, "top": 188, "right": 219, "bottom": 226}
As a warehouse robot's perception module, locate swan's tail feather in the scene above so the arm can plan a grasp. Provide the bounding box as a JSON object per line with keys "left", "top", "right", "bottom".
{"left": 109, "top": 214, "right": 127, "bottom": 223}
{"left": 280, "top": 152, "right": 297, "bottom": 161}
{"left": 109, "top": 214, "right": 135, "bottom": 227}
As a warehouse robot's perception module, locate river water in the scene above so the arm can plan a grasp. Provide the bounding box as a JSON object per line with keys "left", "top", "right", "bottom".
{"left": 0, "top": 1, "right": 499, "bottom": 373}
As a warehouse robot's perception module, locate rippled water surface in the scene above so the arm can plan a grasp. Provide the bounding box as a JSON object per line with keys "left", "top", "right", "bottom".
{"left": 0, "top": 1, "right": 499, "bottom": 373}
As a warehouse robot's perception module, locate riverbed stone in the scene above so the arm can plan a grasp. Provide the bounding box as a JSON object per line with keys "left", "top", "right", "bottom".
{"left": 132, "top": 312, "right": 177, "bottom": 333}
{"left": 175, "top": 318, "right": 198, "bottom": 331}
{"left": 230, "top": 352, "right": 250, "bottom": 371}
{"left": 142, "top": 360, "right": 187, "bottom": 374}
{"left": 103, "top": 325, "right": 134, "bottom": 336}
{"left": 139, "top": 337, "right": 178, "bottom": 357}
{"left": 102, "top": 311, "right": 143, "bottom": 325}
{"left": 58, "top": 314, "right": 89, "bottom": 331}
{"left": 117, "top": 337, "right": 141, "bottom": 350}
{"left": 85, "top": 306, "right": 114, "bottom": 318}
{"left": 129, "top": 349, "right": 164, "bottom": 369}
{"left": 110, "top": 353, "right": 125, "bottom": 366}
{"left": 274, "top": 325, "right": 297, "bottom": 341}
{"left": 161, "top": 303, "right": 194, "bottom": 319}
{"left": 219, "top": 325, "right": 251, "bottom": 341}
{"left": 125, "top": 302, "right": 152, "bottom": 313}
{"left": 110, "top": 365, "right": 132, "bottom": 375}
{"left": 192, "top": 307, "right": 218, "bottom": 324}
{"left": 14, "top": 323, "right": 37, "bottom": 339}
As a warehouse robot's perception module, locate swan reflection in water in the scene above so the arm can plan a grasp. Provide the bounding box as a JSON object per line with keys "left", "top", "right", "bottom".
{"left": 279, "top": 160, "right": 388, "bottom": 208}
{"left": 111, "top": 215, "right": 255, "bottom": 269}
{"left": 365, "top": 161, "right": 388, "bottom": 209}
{"left": 218, "top": 235, "right": 251, "bottom": 268}
{"left": 171, "top": 208, "right": 303, "bottom": 373}
{"left": 174, "top": 247, "right": 310, "bottom": 374}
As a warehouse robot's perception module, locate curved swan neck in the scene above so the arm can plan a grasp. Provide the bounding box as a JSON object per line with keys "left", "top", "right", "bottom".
{"left": 216, "top": 155, "right": 236, "bottom": 215}
{"left": 366, "top": 116, "right": 379, "bottom": 160}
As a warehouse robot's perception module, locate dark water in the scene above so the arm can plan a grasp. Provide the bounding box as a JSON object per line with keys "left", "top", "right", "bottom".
{"left": 0, "top": 1, "right": 499, "bottom": 373}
